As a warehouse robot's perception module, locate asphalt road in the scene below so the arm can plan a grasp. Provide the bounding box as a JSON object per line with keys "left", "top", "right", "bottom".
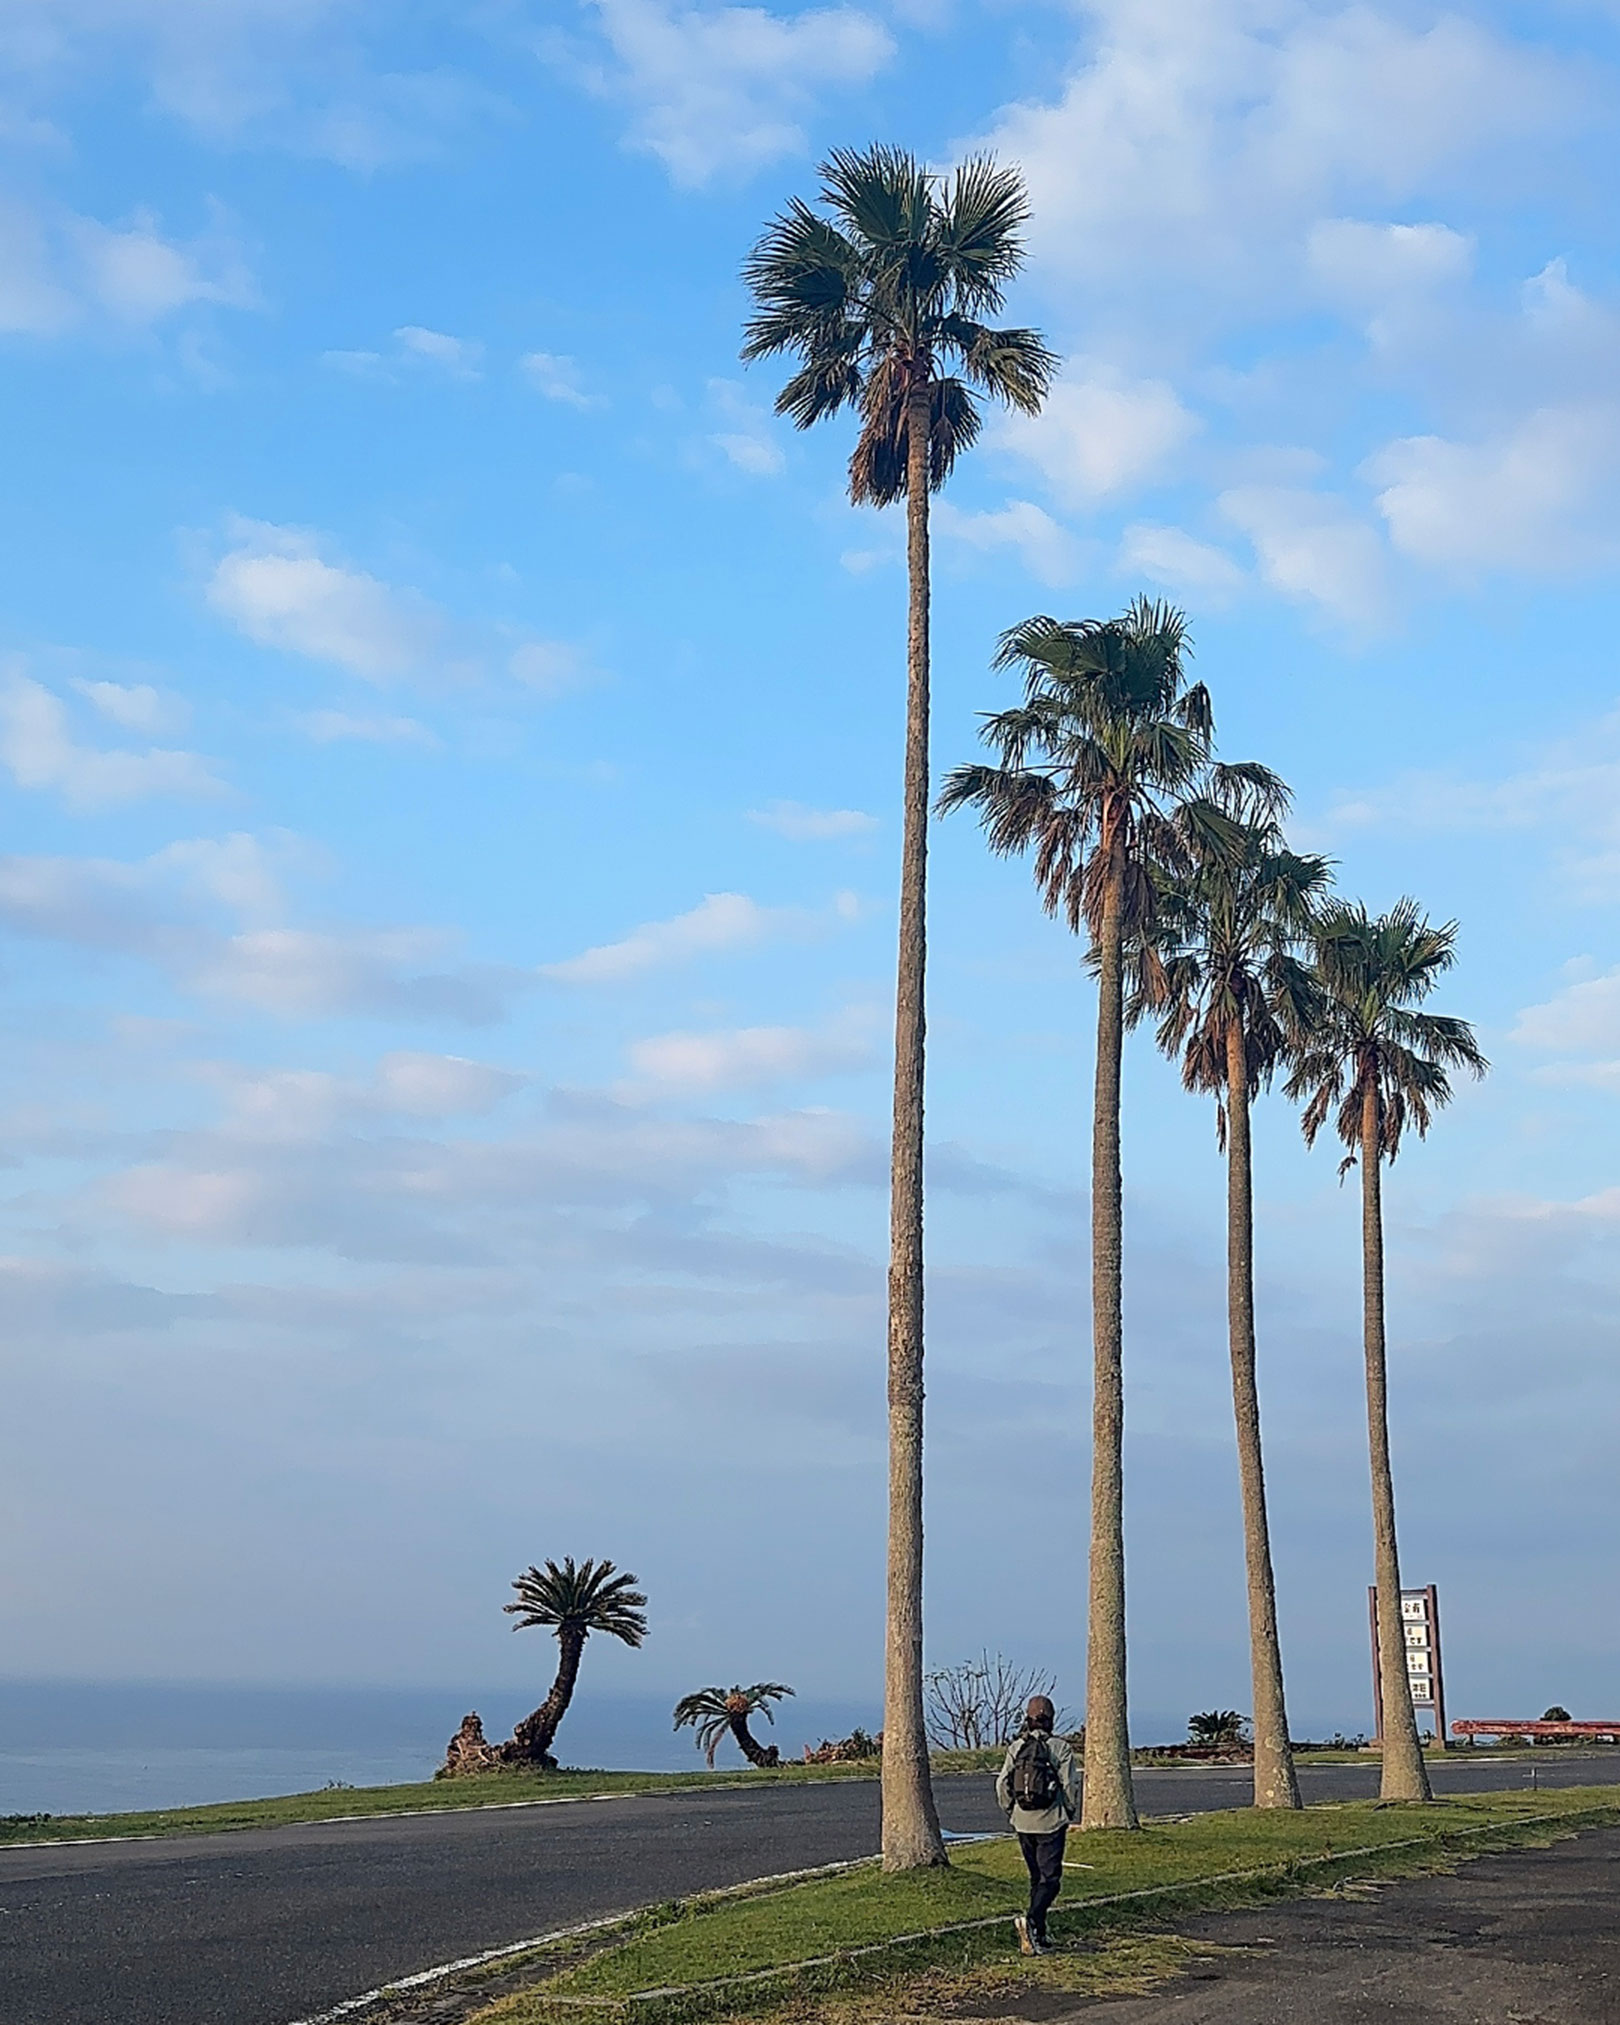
{"left": 1050, "top": 1822, "right": 1620, "bottom": 2022}
{"left": 1, "top": 1755, "right": 1612, "bottom": 2025}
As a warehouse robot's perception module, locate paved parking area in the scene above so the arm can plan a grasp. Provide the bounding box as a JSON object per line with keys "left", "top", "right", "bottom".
{"left": 1045, "top": 1824, "right": 1620, "bottom": 2022}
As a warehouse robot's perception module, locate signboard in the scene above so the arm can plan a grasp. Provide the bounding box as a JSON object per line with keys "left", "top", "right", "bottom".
{"left": 1369, "top": 1584, "right": 1446, "bottom": 1741}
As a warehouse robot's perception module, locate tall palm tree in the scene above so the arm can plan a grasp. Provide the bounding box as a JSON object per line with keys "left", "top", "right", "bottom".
{"left": 501, "top": 1557, "right": 648, "bottom": 1767}
{"left": 1140, "top": 789, "right": 1331, "bottom": 1809}
{"left": 1286, "top": 901, "right": 1486, "bottom": 1801}
{"left": 743, "top": 145, "right": 1055, "bottom": 1871}
{"left": 673, "top": 1683, "right": 796, "bottom": 1768}
{"left": 940, "top": 599, "right": 1217, "bottom": 1830}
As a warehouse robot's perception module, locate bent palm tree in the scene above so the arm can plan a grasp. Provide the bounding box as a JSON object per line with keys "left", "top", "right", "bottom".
{"left": 744, "top": 145, "right": 1054, "bottom": 1871}
{"left": 673, "top": 1683, "right": 796, "bottom": 1768}
{"left": 940, "top": 599, "right": 1218, "bottom": 1830}
{"left": 1286, "top": 901, "right": 1486, "bottom": 1801}
{"left": 502, "top": 1558, "right": 648, "bottom": 1767}
{"left": 1143, "top": 791, "right": 1330, "bottom": 1809}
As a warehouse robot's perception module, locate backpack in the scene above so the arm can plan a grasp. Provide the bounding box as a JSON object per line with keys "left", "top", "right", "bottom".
{"left": 1009, "top": 1731, "right": 1060, "bottom": 1811}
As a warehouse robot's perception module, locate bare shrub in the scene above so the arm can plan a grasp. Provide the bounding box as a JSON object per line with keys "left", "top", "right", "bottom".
{"left": 924, "top": 1651, "right": 1062, "bottom": 1750}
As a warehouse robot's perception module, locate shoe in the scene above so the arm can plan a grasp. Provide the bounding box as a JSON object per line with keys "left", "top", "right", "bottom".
{"left": 1014, "top": 1914, "right": 1037, "bottom": 1957}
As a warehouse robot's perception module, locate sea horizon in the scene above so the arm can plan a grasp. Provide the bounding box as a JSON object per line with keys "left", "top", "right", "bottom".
{"left": 0, "top": 1678, "right": 1368, "bottom": 1817}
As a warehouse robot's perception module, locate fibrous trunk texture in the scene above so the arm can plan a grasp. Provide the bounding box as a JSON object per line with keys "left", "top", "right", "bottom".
{"left": 439, "top": 1711, "right": 500, "bottom": 1778}
{"left": 728, "top": 1712, "right": 780, "bottom": 1767}
{"left": 881, "top": 380, "right": 947, "bottom": 1871}
{"left": 1360, "top": 1082, "right": 1432, "bottom": 1802}
{"left": 503, "top": 1624, "right": 585, "bottom": 1768}
{"left": 1224, "top": 1023, "right": 1301, "bottom": 1810}
{"left": 1081, "top": 862, "right": 1137, "bottom": 1830}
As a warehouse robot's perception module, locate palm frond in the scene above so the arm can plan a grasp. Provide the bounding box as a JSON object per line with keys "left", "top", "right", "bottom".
{"left": 935, "top": 154, "right": 1030, "bottom": 310}
{"left": 504, "top": 1557, "right": 648, "bottom": 1647}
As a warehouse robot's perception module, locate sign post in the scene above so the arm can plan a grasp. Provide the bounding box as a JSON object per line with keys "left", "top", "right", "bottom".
{"left": 1369, "top": 1584, "right": 1446, "bottom": 1746}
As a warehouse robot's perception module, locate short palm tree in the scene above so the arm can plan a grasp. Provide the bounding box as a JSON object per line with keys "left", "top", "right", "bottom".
{"left": 1143, "top": 792, "right": 1331, "bottom": 1810}
{"left": 673, "top": 1683, "right": 796, "bottom": 1768}
{"left": 1187, "top": 1710, "right": 1249, "bottom": 1748}
{"left": 1286, "top": 901, "right": 1486, "bottom": 1801}
{"left": 743, "top": 144, "right": 1055, "bottom": 1873}
{"left": 940, "top": 599, "right": 1219, "bottom": 1831}
{"left": 501, "top": 1558, "right": 648, "bottom": 1767}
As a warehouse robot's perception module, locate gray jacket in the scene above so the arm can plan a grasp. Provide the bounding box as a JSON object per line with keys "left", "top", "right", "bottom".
{"left": 996, "top": 1728, "right": 1080, "bottom": 1835}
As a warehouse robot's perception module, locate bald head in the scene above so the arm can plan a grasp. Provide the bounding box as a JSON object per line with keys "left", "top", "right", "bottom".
{"left": 1026, "top": 1695, "right": 1055, "bottom": 1732}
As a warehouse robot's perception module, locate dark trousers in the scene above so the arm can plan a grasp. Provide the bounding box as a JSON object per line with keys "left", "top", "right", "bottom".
{"left": 1017, "top": 1827, "right": 1067, "bottom": 1939}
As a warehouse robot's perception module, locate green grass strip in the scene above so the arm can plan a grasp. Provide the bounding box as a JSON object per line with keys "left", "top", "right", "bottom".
{"left": 0, "top": 1762, "right": 891, "bottom": 1849}
{"left": 474, "top": 1787, "right": 1620, "bottom": 2024}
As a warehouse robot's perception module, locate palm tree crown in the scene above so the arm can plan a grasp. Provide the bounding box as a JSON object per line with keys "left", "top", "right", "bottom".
{"left": 673, "top": 1683, "right": 796, "bottom": 1768}
{"left": 1286, "top": 899, "right": 1488, "bottom": 1167}
{"left": 1143, "top": 796, "right": 1332, "bottom": 1136}
{"left": 505, "top": 1558, "right": 648, "bottom": 1647}
{"left": 938, "top": 599, "right": 1220, "bottom": 936}
{"left": 742, "top": 144, "right": 1057, "bottom": 500}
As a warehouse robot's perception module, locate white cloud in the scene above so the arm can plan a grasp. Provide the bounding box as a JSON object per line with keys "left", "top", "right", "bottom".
{"left": 207, "top": 519, "right": 579, "bottom": 695}
{"left": 625, "top": 1019, "right": 872, "bottom": 1093}
{"left": 521, "top": 351, "right": 602, "bottom": 409}
{"left": 321, "top": 347, "right": 385, "bottom": 375}
{"left": 0, "top": 833, "right": 516, "bottom": 1023}
{"left": 707, "top": 379, "right": 785, "bottom": 475}
{"left": 1306, "top": 219, "right": 1473, "bottom": 305}
{"left": 0, "top": 199, "right": 74, "bottom": 332}
{"left": 209, "top": 1052, "right": 526, "bottom": 1139}
{"left": 149, "top": 832, "right": 296, "bottom": 920}
{"left": 394, "top": 325, "right": 482, "bottom": 376}
{"left": 74, "top": 208, "right": 253, "bottom": 321}
{"left": 207, "top": 520, "right": 448, "bottom": 682}
{"left": 1117, "top": 522, "right": 1245, "bottom": 600}
{"left": 70, "top": 678, "right": 186, "bottom": 734}
{"left": 374, "top": 1050, "right": 525, "bottom": 1116}
{"left": 190, "top": 926, "right": 508, "bottom": 1022}
{"left": 748, "top": 801, "right": 877, "bottom": 841}
{"left": 542, "top": 889, "right": 859, "bottom": 985}
{"left": 1363, "top": 405, "right": 1620, "bottom": 573}
{"left": 0, "top": 194, "right": 252, "bottom": 333}
{"left": 975, "top": 0, "right": 1577, "bottom": 325}
{"left": 993, "top": 365, "right": 1195, "bottom": 509}
{"left": 1513, "top": 971, "right": 1620, "bottom": 1063}
{"left": 1219, "top": 484, "right": 1389, "bottom": 627}
{"left": 934, "top": 499, "right": 1080, "bottom": 587}
{"left": 568, "top": 0, "right": 894, "bottom": 187}
{"left": 0, "top": 671, "right": 222, "bottom": 810}
{"left": 0, "top": 0, "right": 490, "bottom": 169}
{"left": 295, "top": 709, "right": 437, "bottom": 747}
{"left": 1317, "top": 711, "right": 1620, "bottom": 900}
{"left": 507, "top": 640, "right": 588, "bottom": 695}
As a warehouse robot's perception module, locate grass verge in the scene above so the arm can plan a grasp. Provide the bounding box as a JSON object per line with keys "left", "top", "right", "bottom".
{"left": 4, "top": 1743, "right": 1606, "bottom": 1848}
{"left": 0, "top": 1761, "right": 889, "bottom": 1848}
{"left": 463, "top": 1786, "right": 1620, "bottom": 2025}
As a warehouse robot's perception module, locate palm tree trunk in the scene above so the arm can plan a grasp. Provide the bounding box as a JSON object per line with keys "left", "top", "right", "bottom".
{"left": 1360, "top": 1081, "right": 1432, "bottom": 1802}
{"left": 881, "top": 379, "right": 946, "bottom": 1870}
{"left": 1224, "top": 1023, "right": 1300, "bottom": 1809}
{"left": 507, "top": 1625, "right": 585, "bottom": 1766}
{"left": 728, "top": 1713, "right": 779, "bottom": 1767}
{"left": 1081, "top": 856, "right": 1137, "bottom": 1830}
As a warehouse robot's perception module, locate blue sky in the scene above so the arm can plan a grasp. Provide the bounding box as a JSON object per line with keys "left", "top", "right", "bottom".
{"left": 2, "top": 0, "right": 1619, "bottom": 1748}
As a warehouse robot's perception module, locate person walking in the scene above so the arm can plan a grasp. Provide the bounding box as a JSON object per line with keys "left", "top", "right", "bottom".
{"left": 995, "top": 1695, "right": 1080, "bottom": 1955}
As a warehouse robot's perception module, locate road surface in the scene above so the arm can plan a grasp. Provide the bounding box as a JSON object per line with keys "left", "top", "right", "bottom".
{"left": 1053, "top": 1822, "right": 1620, "bottom": 2021}
{"left": 1, "top": 1755, "right": 1613, "bottom": 2025}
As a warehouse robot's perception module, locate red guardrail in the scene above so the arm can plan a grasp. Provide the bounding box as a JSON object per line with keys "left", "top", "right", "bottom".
{"left": 1452, "top": 1720, "right": 1620, "bottom": 1740}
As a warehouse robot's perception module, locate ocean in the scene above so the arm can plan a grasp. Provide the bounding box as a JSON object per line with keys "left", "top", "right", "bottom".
{"left": 0, "top": 1682, "right": 880, "bottom": 1817}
